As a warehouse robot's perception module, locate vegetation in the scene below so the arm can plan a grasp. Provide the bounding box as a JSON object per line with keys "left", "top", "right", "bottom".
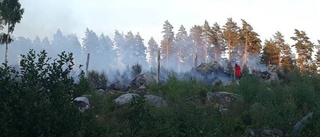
{"left": 1, "top": 1, "right": 320, "bottom": 136}
{"left": 1, "top": 50, "right": 320, "bottom": 136}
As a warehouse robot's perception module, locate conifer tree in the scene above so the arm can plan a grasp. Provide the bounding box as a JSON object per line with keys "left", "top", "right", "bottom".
{"left": 240, "top": 19, "right": 261, "bottom": 67}
{"left": 212, "top": 22, "right": 226, "bottom": 61}
{"left": 160, "top": 20, "right": 174, "bottom": 67}
{"left": 291, "top": 29, "right": 314, "bottom": 72}
{"left": 273, "top": 31, "right": 294, "bottom": 70}
{"left": 175, "top": 25, "right": 189, "bottom": 72}
{"left": 261, "top": 39, "right": 280, "bottom": 65}
{"left": 201, "top": 20, "right": 214, "bottom": 62}
{"left": 190, "top": 25, "right": 204, "bottom": 63}
{"left": 223, "top": 18, "right": 240, "bottom": 63}
{"left": 147, "top": 37, "right": 159, "bottom": 70}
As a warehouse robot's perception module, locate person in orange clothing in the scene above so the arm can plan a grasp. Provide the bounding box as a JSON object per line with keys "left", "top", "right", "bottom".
{"left": 234, "top": 63, "right": 241, "bottom": 79}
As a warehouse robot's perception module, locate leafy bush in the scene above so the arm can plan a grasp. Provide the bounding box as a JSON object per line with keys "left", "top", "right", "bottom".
{"left": 0, "top": 50, "right": 95, "bottom": 137}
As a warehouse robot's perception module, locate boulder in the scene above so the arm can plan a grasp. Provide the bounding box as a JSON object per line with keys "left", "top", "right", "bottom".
{"left": 95, "top": 89, "right": 105, "bottom": 95}
{"left": 206, "top": 91, "right": 242, "bottom": 111}
{"left": 113, "top": 93, "right": 139, "bottom": 106}
{"left": 292, "top": 112, "right": 313, "bottom": 136}
{"left": 129, "top": 74, "right": 147, "bottom": 89}
{"left": 74, "top": 96, "right": 90, "bottom": 111}
{"left": 196, "top": 63, "right": 214, "bottom": 76}
{"left": 144, "top": 94, "right": 167, "bottom": 107}
{"left": 252, "top": 65, "right": 280, "bottom": 82}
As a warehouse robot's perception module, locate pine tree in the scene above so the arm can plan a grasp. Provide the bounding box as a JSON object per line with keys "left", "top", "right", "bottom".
{"left": 82, "top": 28, "right": 101, "bottom": 70}
{"left": 291, "top": 29, "right": 314, "bottom": 72}
{"left": 223, "top": 18, "right": 240, "bottom": 63}
{"left": 82, "top": 28, "right": 100, "bottom": 54}
{"left": 113, "top": 30, "right": 126, "bottom": 67}
{"left": 212, "top": 22, "right": 226, "bottom": 61}
{"left": 261, "top": 39, "right": 280, "bottom": 66}
{"left": 33, "top": 36, "right": 41, "bottom": 52}
{"left": 66, "top": 34, "right": 82, "bottom": 66}
{"left": 134, "top": 32, "right": 148, "bottom": 69}
{"left": 175, "top": 25, "right": 190, "bottom": 72}
{"left": 239, "top": 19, "right": 261, "bottom": 67}
{"left": 201, "top": 20, "right": 214, "bottom": 62}
{"left": 147, "top": 37, "right": 159, "bottom": 70}
{"left": 99, "top": 33, "right": 118, "bottom": 70}
{"left": 122, "top": 31, "right": 135, "bottom": 66}
{"left": 160, "top": 20, "right": 175, "bottom": 67}
{"left": 273, "top": 31, "right": 294, "bottom": 70}
{"left": 190, "top": 25, "right": 204, "bottom": 64}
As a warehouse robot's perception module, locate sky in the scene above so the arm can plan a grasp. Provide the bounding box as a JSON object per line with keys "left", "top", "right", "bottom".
{"left": 14, "top": 0, "right": 320, "bottom": 46}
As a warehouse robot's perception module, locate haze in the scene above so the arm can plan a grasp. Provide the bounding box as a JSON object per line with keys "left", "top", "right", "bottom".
{"left": 14, "top": 0, "right": 320, "bottom": 44}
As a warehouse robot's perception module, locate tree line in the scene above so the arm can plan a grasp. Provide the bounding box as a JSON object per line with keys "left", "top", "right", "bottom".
{"left": 1, "top": 11, "right": 320, "bottom": 74}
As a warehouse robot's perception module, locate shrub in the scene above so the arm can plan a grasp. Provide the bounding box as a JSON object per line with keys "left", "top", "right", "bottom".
{"left": 0, "top": 50, "right": 94, "bottom": 137}
{"left": 87, "top": 70, "right": 108, "bottom": 89}
{"left": 131, "top": 63, "right": 142, "bottom": 77}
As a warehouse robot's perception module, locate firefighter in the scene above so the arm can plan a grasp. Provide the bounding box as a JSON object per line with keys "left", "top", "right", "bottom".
{"left": 235, "top": 63, "right": 241, "bottom": 79}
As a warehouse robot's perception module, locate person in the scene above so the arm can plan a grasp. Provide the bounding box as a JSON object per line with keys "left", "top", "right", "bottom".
{"left": 235, "top": 63, "right": 241, "bottom": 79}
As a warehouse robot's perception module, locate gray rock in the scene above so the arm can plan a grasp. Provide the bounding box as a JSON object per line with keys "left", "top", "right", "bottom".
{"left": 206, "top": 91, "right": 242, "bottom": 111}
{"left": 113, "top": 93, "right": 140, "bottom": 106}
{"left": 74, "top": 96, "right": 90, "bottom": 111}
{"left": 95, "top": 89, "right": 105, "bottom": 95}
{"left": 144, "top": 94, "right": 167, "bottom": 107}
{"left": 292, "top": 112, "right": 313, "bottom": 136}
{"left": 130, "top": 74, "right": 147, "bottom": 89}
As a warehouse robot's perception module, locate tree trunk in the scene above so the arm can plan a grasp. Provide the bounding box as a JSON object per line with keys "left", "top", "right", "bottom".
{"left": 5, "top": 44, "right": 8, "bottom": 64}
{"left": 166, "top": 40, "right": 169, "bottom": 68}
{"left": 5, "top": 25, "right": 10, "bottom": 64}
{"left": 156, "top": 49, "right": 160, "bottom": 84}
{"left": 242, "top": 34, "right": 248, "bottom": 68}
{"left": 86, "top": 53, "right": 90, "bottom": 77}
{"left": 228, "top": 41, "right": 232, "bottom": 62}
{"left": 204, "top": 44, "right": 208, "bottom": 63}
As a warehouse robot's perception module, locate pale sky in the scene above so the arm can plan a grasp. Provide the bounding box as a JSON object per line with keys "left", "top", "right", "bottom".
{"left": 14, "top": 0, "right": 319, "bottom": 46}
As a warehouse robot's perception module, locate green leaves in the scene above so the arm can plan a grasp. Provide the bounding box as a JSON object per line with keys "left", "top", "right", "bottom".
{"left": 0, "top": 50, "right": 94, "bottom": 137}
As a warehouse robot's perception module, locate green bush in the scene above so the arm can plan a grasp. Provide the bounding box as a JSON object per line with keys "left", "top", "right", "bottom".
{"left": 0, "top": 50, "right": 95, "bottom": 137}
{"left": 87, "top": 70, "right": 108, "bottom": 89}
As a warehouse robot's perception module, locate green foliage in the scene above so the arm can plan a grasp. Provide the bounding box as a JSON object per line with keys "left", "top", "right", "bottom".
{"left": 3, "top": 49, "right": 320, "bottom": 136}
{"left": 131, "top": 63, "right": 142, "bottom": 77}
{"left": 0, "top": 50, "right": 95, "bottom": 137}
{"left": 87, "top": 70, "right": 108, "bottom": 89}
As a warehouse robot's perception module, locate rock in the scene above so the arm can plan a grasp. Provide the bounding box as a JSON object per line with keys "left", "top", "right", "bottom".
{"left": 95, "top": 89, "right": 105, "bottom": 95}
{"left": 108, "top": 82, "right": 122, "bottom": 90}
{"left": 113, "top": 93, "right": 140, "bottom": 106}
{"left": 253, "top": 65, "right": 280, "bottom": 82}
{"left": 292, "top": 112, "right": 313, "bottom": 136}
{"left": 74, "top": 96, "right": 90, "bottom": 111}
{"left": 196, "top": 63, "right": 214, "bottom": 76}
{"left": 130, "top": 74, "right": 147, "bottom": 89}
{"left": 144, "top": 94, "right": 167, "bottom": 107}
{"left": 206, "top": 91, "right": 242, "bottom": 111}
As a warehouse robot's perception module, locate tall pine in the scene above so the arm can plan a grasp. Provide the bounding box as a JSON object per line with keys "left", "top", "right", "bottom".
{"left": 212, "top": 22, "right": 226, "bottom": 62}
{"left": 291, "top": 29, "right": 314, "bottom": 72}
{"left": 160, "top": 20, "right": 175, "bottom": 68}
{"left": 223, "top": 18, "right": 240, "bottom": 63}
{"left": 147, "top": 37, "right": 159, "bottom": 70}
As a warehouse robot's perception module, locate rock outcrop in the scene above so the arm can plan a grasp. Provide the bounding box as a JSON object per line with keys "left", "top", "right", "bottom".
{"left": 206, "top": 91, "right": 242, "bottom": 111}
